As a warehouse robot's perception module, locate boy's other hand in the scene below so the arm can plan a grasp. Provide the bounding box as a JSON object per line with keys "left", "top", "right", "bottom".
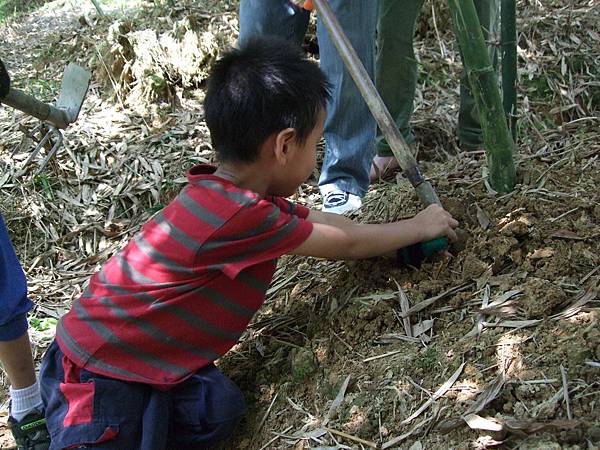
{"left": 413, "top": 204, "right": 459, "bottom": 243}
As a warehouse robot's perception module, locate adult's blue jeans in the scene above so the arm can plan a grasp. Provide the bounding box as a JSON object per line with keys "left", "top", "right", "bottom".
{"left": 0, "top": 213, "right": 33, "bottom": 342}
{"left": 239, "top": 0, "right": 378, "bottom": 197}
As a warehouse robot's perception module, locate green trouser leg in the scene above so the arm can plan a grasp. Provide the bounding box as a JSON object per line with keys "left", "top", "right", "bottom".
{"left": 375, "top": 0, "right": 424, "bottom": 157}
{"left": 458, "top": 0, "right": 499, "bottom": 150}
{"left": 376, "top": 0, "right": 498, "bottom": 156}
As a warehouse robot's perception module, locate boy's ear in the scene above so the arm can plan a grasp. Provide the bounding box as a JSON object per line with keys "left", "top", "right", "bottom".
{"left": 273, "top": 128, "right": 297, "bottom": 164}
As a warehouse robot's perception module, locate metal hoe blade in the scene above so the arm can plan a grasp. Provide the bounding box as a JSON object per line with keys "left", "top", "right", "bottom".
{"left": 56, "top": 63, "right": 91, "bottom": 123}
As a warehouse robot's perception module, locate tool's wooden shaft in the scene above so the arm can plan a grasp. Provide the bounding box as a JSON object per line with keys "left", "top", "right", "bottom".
{"left": 312, "top": 0, "right": 441, "bottom": 207}
{"left": 3, "top": 88, "right": 70, "bottom": 129}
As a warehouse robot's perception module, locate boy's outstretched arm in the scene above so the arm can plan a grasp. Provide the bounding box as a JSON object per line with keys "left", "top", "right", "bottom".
{"left": 292, "top": 204, "right": 458, "bottom": 260}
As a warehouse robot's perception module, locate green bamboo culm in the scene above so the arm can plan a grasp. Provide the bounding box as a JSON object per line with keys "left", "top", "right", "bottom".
{"left": 447, "top": 0, "right": 516, "bottom": 193}
{"left": 501, "top": 0, "right": 517, "bottom": 142}
{"left": 90, "top": 0, "right": 105, "bottom": 16}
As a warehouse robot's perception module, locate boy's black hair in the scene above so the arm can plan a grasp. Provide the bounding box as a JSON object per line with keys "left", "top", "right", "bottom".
{"left": 204, "top": 36, "right": 331, "bottom": 163}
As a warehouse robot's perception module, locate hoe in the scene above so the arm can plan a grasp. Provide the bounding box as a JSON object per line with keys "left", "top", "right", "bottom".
{"left": 0, "top": 58, "right": 91, "bottom": 174}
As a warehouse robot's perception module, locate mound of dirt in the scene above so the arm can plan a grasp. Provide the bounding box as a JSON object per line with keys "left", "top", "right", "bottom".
{"left": 220, "top": 142, "right": 600, "bottom": 449}
{"left": 0, "top": 0, "right": 598, "bottom": 449}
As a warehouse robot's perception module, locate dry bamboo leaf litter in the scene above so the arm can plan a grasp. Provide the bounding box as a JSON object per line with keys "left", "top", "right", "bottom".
{"left": 1, "top": 1, "right": 600, "bottom": 449}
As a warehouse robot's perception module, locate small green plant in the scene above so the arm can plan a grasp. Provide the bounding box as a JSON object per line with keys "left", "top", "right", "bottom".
{"left": 162, "top": 178, "right": 175, "bottom": 190}
{"left": 152, "top": 0, "right": 176, "bottom": 7}
{"left": 145, "top": 203, "right": 165, "bottom": 214}
{"left": 29, "top": 317, "right": 57, "bottom": 332}
{"left": 0, "top": 0, "right": 15, "bottom": 22}
{"left": 160, "top": 178, "right": 180, "bottom": 204}
{"left": 417, "top": 347, "right": 439, "bottom": 370}
{"left": 524, "top": 74, "right": 552, "bottom": 100}
{"left": 34, "top": 173, "right": 55, "bottom": 200}
{"left": 25, "top": 78, "right": 60, "bottom": 103}
{"left": 0, "top": 0, "right": 48, "bottom": 23}
{"left": 290, "top": 348, "right": 318, "bottom": 384}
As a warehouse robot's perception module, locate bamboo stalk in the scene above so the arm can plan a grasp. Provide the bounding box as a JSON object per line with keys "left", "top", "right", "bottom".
{"left": 501, "top": 0, "right": 517, "bottom": 142}
{"left": 447, "top": 0, "right": 517, "bottom": 193}
{"left": 90, "top": 0, "right": 105, "bottom": 17}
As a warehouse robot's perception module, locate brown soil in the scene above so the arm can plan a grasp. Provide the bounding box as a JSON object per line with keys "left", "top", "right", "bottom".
{"left": 1, "top": 1, "right": 599, "bottom": 449}
{"left": 221, "top": 149, "right": 600, "bottom": 450}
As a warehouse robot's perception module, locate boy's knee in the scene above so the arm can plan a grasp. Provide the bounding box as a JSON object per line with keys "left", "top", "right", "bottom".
{"left": 205, "top": 413, "right": 244, "bottom": 448}
{"left": 171, "top": 391, "right": 245, "bottom": 449}
{"left": 171, "top": 367, "right": 246, "bottom": 448}
{"left": 206, "top": 373, "right": 246, "bottom": 423}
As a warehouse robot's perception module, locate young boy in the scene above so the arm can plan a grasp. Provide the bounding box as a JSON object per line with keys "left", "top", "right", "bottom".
{"left": 39, "top": 37, "right": 458, "bottom": 449}
{"left": 1, "top": 59, "right": 51, "bottom": 450}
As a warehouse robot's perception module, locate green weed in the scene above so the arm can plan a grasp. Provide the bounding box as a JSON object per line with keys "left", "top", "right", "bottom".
{"left": 145, "top": 203, "right": 165, "bottom": 214}
{"left": 30, "top": 317, "right": 57, "bottom": 332}
{"left": 0, "top": 0, "right": 47, "bottom": 23}
{"left": 523, "top": 74, "right": 552, "bottom": 100}
{"left": 24, "top": 78, "right": 59, "bottom": 102}
{"left": 417, "top": 347, "right": 439, "bottom": 370}
{"left": 34, "top": 173, "right": 55, "bottom": 200}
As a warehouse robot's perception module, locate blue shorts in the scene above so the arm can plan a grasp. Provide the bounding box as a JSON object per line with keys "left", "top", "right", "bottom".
{"left": 40, "top": 341, "right": 246, "bottom": 449}
{"left": 0, "top": 213, "right": 33, "bottom": 341}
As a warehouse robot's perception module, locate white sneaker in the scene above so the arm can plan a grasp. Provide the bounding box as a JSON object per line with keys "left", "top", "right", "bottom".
{"left": 321, "top": 189, "right": 362, "bottom": 215}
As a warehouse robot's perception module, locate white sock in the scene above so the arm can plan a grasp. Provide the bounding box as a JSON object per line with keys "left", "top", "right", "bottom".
{"left": 9, "top": 380, "right": 43, "bottom": 421}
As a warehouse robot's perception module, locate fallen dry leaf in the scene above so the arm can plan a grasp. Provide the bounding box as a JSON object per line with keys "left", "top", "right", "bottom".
{"left": 527, "top": 247, "right": 555, "bottom": 259}
{"left": 504, "top": 419, "right": 582, "bottom": 435}
{"left": 464, "top": 414, "right": 504, "bottom": 432}
{"left": 476, "top": 203, "right": 491, "bottom": 230}
{"left": 550, "top": 229, "right": 585, "bottom": 240}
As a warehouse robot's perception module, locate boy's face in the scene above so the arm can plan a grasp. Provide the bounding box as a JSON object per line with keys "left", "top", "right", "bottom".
{"left": 273, "top": 108, "right": 326, "bottom": 197}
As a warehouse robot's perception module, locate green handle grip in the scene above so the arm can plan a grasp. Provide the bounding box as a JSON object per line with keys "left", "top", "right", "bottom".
{"left": 420, "top": 236, "right": 449, "bottom": 257}
{"left": 397, "top": 236, "right": 449, "bottom": 267}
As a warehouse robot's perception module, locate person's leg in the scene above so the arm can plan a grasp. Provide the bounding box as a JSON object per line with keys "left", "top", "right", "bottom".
{"left": 0, "top": 213, "right": 49, "bottom": 448}
{"left": 0, "top": 333, "right": 37, "bottom": 389}
{"left": 317, "top": 0, "right": 378, "bottom": 210}
{"left": 3, "top": 334, "right": 49, "bottom": 450}
{"left": 370, "top": 0, "right": 424, "bottom": 181}
{"left": 0, "top": 215, "right": 37, "bottom": 394}
{"left": 0, "top": 333, "right": 44, "bottom": 420}
{"left": 40, "top": 341, "right": 168, "bottom": 450}
{"left": 168, "top": 364, "right": 246, "bottom": 449}
{"left": 458, "top": 0, "right": 499, "bottom": 150}
{"left": 375, "top": 0, "right": 424, "bottom": 156}
{"left": 238, "top": 0, "right": 310, "bottom": 46}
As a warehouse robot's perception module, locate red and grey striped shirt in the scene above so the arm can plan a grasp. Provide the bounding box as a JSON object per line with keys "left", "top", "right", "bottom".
{"left": 56, "top": 165, "right": 313, "bottom": 389}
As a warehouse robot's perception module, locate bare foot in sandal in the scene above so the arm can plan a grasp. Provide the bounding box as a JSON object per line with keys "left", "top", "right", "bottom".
{"left": 369, "top": 155, "right": 401, "bottom": 182}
